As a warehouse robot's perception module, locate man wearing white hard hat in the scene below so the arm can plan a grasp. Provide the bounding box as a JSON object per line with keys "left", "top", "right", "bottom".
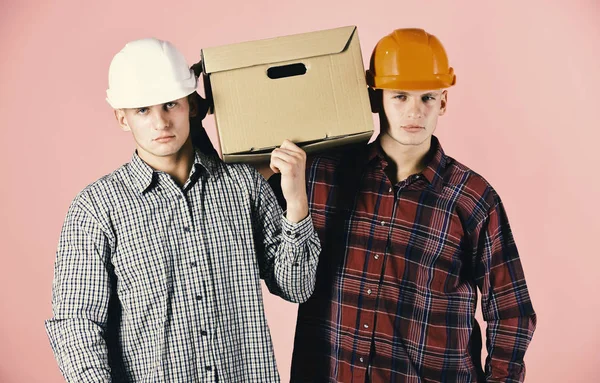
{"left": 45, "top": 38, "right": 320, "bottom": 382}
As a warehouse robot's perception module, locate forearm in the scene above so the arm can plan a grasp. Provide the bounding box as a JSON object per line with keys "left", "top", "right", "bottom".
{"left": 285, "top": 197, "right": 309, "bottom": 223}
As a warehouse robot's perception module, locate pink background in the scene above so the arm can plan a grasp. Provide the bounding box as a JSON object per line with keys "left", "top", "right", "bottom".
{"left": 1, "top": 0, "right": 599, "bottom": 381}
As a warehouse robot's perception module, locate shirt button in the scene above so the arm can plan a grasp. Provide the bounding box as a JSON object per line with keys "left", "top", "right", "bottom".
{"left": 190, "top": 261, "right": 197, "bottom": 267}
{"left": 184, "top": 226, "right": 190, "bottom": 232}
{"left": 367, "top": 289, "right": 372, "bottom": 295}
{"left": 205, "top": 366, "right": 212, "bottom": 372}
{"left": 388, "top": 187, "right": 393, "bottom": 193}
{"left": 364, "top": 323, "right": 369, "bottom": 329}
{"left": 359, "top": 357, "right": 364, "bottom": 363}
{"left": 380, "top": 221, "right": 385, "bottom": 226}
{"left": 195, "top": 295, "right": 202, "bottom": 301}
{"left": 156, "top": 187, "right": 162, "bottom": 192}
{"left": 374, "top": 254, "right": 380, "bottom": 260}
{"left": 201, "top": 330, "right": 208, "bottom": 336}
{"left": 286, "top": 230, "right": 292, "bottom": 236}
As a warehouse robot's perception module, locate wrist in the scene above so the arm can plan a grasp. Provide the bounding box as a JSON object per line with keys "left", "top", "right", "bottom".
{"left": 285, "top": 199, "right": 309, "bottom": 223}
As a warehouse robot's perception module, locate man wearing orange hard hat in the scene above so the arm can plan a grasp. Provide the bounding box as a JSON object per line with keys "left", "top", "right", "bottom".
{"left": 290, "top": 28, "right": 537, "bottom": 382}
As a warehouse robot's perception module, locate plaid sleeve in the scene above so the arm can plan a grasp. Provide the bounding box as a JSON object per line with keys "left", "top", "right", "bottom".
{"left": 44, "top": 200, "right": 113, "bottom": 382}
{"left": 251, "top": 169, "right": 321, "bottom": 303}
{"left": 473, "top": 194, "right": 537, "bottom": 382}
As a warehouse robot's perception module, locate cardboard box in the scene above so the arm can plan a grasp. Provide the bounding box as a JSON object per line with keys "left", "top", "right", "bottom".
{"left": 201, "top": 25, "right": 374, "bottom": 162}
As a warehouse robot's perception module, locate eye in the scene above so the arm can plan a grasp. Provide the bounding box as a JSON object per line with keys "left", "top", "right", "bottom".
{"left": 422, "top": 95, "right": 436, "bottom": 102}
{"left": 137, "top": 107, "right": 148, "bottom": 114}
{"left": 393, "top": 94, "right": 407, "bottom": 101}
{"left": 165, "top": 102, "right": 177, "bottom": 110}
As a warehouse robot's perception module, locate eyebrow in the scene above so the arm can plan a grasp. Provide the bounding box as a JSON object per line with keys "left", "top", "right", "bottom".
{"left": 390, "top": 91, "right": 440, "bottom": 97}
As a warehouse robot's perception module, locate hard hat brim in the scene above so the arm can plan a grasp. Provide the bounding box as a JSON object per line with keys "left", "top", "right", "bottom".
{"left": 106, "top": 70, "right": 198, "bottom": 109}
{"left": 367, "top": 73, "right": 456, "bottom": 91}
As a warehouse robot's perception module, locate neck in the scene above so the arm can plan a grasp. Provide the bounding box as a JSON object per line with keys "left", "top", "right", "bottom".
{"left": 138, "top": 138, "right": 195, "bottom": 188}
{"left": 379, "top": 133, "right": 432, "bottom": 185}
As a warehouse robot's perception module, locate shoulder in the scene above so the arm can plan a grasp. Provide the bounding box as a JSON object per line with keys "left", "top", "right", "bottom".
{"left": 208, "top": 160, "right": 269, "bottom": 204}
{"left": 308, "top": 143, "right": 369, "bottom": 179}
{"left": 443, "top": 156, "right": 502, "bottom": 223}
{"left": 69, "top": 164, "right": 130, "bottom": 219}
{"left": 214, "top": 160, "right": 263, "bottom": 185}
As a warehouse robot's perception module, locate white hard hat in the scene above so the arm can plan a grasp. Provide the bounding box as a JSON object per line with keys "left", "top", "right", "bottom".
{"left": 106, "top": 38, "right": 198, "bottom": 109}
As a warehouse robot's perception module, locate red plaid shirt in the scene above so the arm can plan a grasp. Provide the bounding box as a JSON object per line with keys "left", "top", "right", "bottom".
{"left": 291, "top": 137, "right": 536, "bottom": 382}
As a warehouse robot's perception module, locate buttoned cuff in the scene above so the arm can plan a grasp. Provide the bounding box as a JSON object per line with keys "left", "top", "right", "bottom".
{"left": 281, "top": 213, "right": 314, "bottom": 244}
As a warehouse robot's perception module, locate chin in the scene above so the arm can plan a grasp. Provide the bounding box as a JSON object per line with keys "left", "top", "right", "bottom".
{"left": 389, "top": 132, "right": 428, "bottom": 146}
{"left": 149, "top": 143, "right": 183, "bottom": 157}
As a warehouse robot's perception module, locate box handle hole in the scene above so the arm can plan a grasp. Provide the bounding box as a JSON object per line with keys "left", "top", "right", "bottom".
{"left": 267, "top": 63, "right": 307, "bottom": 79}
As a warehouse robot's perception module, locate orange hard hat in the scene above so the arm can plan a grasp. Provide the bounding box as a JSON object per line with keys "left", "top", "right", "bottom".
{"left": 366, "top": 28, "right": 456, "bottom": 91}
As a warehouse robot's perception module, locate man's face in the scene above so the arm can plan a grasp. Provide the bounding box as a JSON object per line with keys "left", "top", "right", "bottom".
{"left": 115, "top": 96, "right": 191, "bottom": 159}
{"left": 380, "top": 89, "right": 447, "bottom": 146}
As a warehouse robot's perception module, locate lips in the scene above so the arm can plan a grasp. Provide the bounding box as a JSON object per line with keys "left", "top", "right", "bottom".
{"left": 401, "top": 125, "right": 424, "bottom": 132}
{"left": 154, "top": 135, "right": 175, "bottom": 142}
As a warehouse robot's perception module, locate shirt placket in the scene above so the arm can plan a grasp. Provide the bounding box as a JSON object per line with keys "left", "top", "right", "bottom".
{"left": 360, "top": 184, "right": 396, "bottom": 383}
{"left": 151, "top": 175, "right": 177, "bottom": 382}
{"left": 187, "top": 178, "right": 218, "bottom": 381}
{"left": 369, "top": 176, "right": 424, "bottom": 382}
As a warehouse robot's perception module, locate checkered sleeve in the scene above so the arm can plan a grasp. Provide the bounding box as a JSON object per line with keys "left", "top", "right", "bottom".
{"left": 44, "top": 199, "right": 113, "bottom": 382}
{"left": 473, "top": 194, "right": 537, "bottom": 383}
{"left": 251, "top": 169, "right": 321, "bottom": 303}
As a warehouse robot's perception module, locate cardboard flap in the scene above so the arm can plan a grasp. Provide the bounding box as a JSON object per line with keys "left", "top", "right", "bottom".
{"left": 222, "top": 131, "right": 374, "bottom": 164}
{"left": 202, "top": 26, "right": 356, "bottom": 74}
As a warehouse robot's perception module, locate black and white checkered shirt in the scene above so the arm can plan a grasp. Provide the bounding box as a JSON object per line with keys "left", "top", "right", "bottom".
{"left": 45, "top": 148, "right": 321, "bottom": 382}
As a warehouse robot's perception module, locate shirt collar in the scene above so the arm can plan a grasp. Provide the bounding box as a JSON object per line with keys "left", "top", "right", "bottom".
{"left": 365, "top": 135, "right": 448, "bottom": 192}
{"left": 420, "top": 136, "right": 447, "bottom": 192}
{"left": 129, "top": 147, "right": 218, "bottom": 194}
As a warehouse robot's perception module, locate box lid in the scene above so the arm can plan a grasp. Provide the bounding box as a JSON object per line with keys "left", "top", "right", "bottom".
{"left": 202, "top": 26, "right": 356, "bottom": 74}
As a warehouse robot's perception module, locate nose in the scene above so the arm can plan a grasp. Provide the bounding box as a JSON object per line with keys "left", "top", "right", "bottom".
{"left": 406, "top": 98, "right": 424, "bottom": 120}
{"left": 152, "top": 109, "right": 170, "bottom": 130}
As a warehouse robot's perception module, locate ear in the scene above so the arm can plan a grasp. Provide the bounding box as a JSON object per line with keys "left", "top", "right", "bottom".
{"left": 369, "top": 88, "right": 382, "bottom": 114}
{"left": 439, "top": 90, "right": 448, "bottom": 116}
{"left": 114, "top": 109, "right": 130, "bottom": 132}
{"left": 188, "top": 94, "right": 198, "bottom": 118}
